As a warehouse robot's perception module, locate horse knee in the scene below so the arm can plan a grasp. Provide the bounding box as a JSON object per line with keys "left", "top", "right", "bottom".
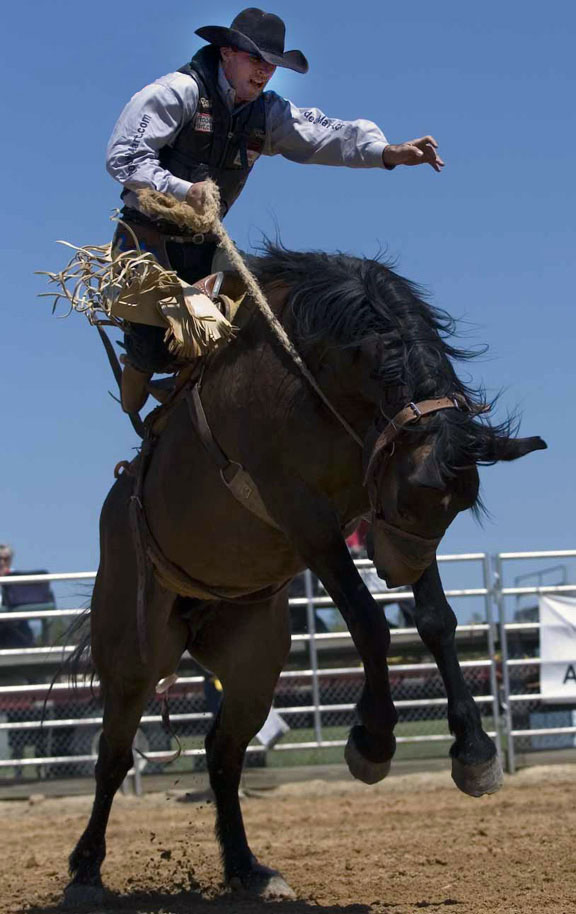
{"left": 206, "top": 691, "right": 275, "bottom": 774}
{"left": 225, "top": 694, "right": 274, "bottom": 741}
{"left": 415, "top": 602, "right": 457, "bottom": 647}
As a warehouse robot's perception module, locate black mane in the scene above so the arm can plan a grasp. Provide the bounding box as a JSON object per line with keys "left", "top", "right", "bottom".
{"left": 253, "top": 244, "right": 481, "bottom": 404}
{"left": 253, "top": 245, "right": 514, "bottom": 498}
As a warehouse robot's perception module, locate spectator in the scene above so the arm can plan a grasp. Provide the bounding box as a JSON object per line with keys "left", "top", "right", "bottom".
{"left": 0, "top": 544, "right": 55, "bottom": 648}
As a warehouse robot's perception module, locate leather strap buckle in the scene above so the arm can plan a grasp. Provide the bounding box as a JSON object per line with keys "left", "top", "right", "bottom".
{"left": 407, "top": 402, "right": 422, "bottom": 421}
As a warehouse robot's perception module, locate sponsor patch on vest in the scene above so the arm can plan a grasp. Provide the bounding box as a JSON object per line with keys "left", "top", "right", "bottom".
{"left": 194, "top": 112, "right": 213, "bottom": 133}
{"left": 198, "top": 96, "right": 211, "bottom": 109}
{"left": 194, "top": 113, "right": 214, "bottom": 133}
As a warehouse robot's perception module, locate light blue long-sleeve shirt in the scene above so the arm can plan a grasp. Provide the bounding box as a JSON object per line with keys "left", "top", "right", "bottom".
{"left": 106, "top": 65, "right": 390, "bottom": 213}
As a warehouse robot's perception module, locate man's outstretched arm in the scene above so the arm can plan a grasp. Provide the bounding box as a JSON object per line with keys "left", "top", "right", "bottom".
{"left": 265, "top": 95, "right": 444, "bottom": 173}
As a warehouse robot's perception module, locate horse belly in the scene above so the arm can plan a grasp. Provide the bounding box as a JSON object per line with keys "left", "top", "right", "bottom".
{"left": 144, "top": 442, "right": 303, "bottom": 594}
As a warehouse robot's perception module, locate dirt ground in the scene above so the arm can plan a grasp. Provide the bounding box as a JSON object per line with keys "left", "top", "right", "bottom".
{"left": 1, "top": 765, "right": 575, "bottom": 914}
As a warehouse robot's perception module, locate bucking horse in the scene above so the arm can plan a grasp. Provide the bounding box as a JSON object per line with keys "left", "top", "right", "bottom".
{"left": 64, "top": 245, "right": 546, "bottom": 905}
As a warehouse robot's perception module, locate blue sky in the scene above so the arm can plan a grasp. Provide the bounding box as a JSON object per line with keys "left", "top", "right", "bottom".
{"left": 1, "top": 1, "right": 574, "bottom": 578}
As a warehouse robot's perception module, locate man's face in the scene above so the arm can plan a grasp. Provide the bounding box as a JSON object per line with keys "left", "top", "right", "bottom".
{"left": 220, "top": 47, "right": 276, "bottom": 102}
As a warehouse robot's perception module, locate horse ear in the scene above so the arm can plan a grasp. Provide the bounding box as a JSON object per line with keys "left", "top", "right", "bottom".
{"left": 486, "top": 435, "right": 547, "bottom": 462}
{"left": 409, "top": 454, "right": 445, "bottom": 490}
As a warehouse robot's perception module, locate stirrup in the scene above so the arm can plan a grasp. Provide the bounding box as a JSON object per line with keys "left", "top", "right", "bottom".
{"left": 190, "top": 272, "right": 224, "bottom": 300}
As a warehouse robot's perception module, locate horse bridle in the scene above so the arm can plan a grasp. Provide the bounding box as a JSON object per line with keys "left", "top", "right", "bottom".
{"left": 361, "top": 394, "right": 479, "bottom": 555}
{"left": 363, "top": 394, "right": 476, "bottom": 489}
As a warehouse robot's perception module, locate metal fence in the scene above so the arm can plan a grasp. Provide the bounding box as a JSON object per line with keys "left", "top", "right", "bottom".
{"left": 1, "top": 550, "right": 575, "bottom": 787}
{"left": 494, "top": 550, "right": 576, "bottom": 773}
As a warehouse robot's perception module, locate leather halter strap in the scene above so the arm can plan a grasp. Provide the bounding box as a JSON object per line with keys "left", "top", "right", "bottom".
{"left": 364, "top": 396, "right": 464, "bottom": 486}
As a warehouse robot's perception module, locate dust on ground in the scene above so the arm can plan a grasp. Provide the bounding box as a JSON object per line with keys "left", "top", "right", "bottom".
{"left": 1, "top": 765, "right": 575, "bottom": 914}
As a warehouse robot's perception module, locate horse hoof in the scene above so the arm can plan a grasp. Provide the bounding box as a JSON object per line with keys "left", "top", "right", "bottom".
{"left": 257, "top": 873, "right": 296, "bottom": 900}
{"left": 61, "top": 881, "right": 106, "bottom": 908}
{"left": 345, "top": 731, "right": 391, "bottom": 785}
{"left": 451, "top": 754, "right": 504, "bottom": 797}
{"left": 229, "top": 868, "right": 296, "bottom": 899}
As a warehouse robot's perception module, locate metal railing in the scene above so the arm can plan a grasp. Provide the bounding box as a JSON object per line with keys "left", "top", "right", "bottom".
{"left": 494, "top": 550, "right": 576, "bottom": 773}
{"left": 1, "top": 550, "right": 575, "bottom": 784}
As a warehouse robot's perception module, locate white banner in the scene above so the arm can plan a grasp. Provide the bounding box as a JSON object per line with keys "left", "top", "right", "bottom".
{"left": 540, "top": 595, "right": 576, "bottom": 703}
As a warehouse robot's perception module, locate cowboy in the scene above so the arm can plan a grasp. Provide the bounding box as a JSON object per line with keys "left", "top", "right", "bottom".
{"left": 107, "top": 8, "right": 444, "bottom": 413}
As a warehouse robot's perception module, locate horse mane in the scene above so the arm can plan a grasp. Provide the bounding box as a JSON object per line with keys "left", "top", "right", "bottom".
{"left": 253, "top": 243, "right": 481, "bottom": 400}
{"left": 253, "top": 244, "right": 515, "bottom": 508}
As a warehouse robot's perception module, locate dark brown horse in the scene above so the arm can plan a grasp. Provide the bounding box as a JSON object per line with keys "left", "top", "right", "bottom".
{"left": 64, "top": 246, "right": 545, "bottom": 906}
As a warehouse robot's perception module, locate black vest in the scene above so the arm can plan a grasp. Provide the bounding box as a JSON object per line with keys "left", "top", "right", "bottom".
{"left": 159, "top": 46, "right": 267, "bottom": 216}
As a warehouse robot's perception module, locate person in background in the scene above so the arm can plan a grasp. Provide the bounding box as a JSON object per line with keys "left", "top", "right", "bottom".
{"left": 0, "top": 544, "right": 56, "bottom": 647}
{"left": 0, "top": 544, "right": 13, "bottom": 577}
{"left": 0, "top": 543, "right": 32, "bottom": 648}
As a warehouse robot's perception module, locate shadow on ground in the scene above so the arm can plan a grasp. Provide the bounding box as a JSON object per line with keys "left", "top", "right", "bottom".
{"left": 20, "top": 888, "right": 373, "bottom": 914}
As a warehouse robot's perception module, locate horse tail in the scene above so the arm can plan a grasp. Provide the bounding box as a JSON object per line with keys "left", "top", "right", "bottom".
{"left": 40, "top": 608, "right": 96, "bottom": 726}
{"left": 64, "top": 607, "right": 95, "bottom": 692}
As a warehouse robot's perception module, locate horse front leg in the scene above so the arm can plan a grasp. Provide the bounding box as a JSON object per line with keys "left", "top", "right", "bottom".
{"left": 303, "top": 538, "right": 398, "bottom": 785}
{"left": 259, "top": 476, "right": 397, "bottom": 783}
{"left": 412, "top": 560, "right": 503, "bottom": 797}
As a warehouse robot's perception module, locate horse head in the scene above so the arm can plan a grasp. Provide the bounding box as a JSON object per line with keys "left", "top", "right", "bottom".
{"left": 364, "top": 401, "right": 546, "bottom": 586}
{"left": 254, "top": 245, "right": 547, "bottom": 587}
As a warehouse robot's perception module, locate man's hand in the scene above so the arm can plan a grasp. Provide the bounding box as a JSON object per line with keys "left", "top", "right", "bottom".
{"left": 185, "top": 180, "right": 212, "bottom": 210}
{"left": 383, "top": 136, "right": 445, "bottom": 172}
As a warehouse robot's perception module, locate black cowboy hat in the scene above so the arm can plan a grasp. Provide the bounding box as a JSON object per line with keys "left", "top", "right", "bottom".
{"left": 195, "top": 7, "right": 309, "bottom": 74}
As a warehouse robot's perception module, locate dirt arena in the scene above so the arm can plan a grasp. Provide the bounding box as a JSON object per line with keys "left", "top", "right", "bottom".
{"left": 2, "top": 765, "right": 575, "bottom": 914}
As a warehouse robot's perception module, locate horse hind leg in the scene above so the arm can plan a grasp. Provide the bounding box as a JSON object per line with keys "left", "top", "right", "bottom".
{"left": 191, "top": 593, "right": 295, "bottom": 899}
{"left": 412, "top": 561, "right": 503, "bottom": 798}
{"left": 63, "top": 573, "right": 187, "bottom": 906}
{"left": 63, "top": 680, "right": 152, "bottom": 907}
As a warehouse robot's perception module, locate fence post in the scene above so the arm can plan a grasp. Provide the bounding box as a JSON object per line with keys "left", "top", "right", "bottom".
{"left": 128, "top": 746, "right": 143, "bottom": 796}
{"left": 494, "top": 554, "right": 516, "bottom": 773}
{"left": 304, "top": 569, "right": 323, "bottom": 745}
{"left": 483, "top": 554, "right": 502, "bottom": 760}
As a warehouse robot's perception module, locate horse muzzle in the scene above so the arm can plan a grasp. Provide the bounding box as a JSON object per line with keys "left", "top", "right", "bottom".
{"left": 370, "top": 517, "right": 442, "bottom": 587}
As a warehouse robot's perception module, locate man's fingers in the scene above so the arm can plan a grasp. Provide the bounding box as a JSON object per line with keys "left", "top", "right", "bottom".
{"left": 421, "top": 142, "right": 444, "bottom": 164}
{"left": 417, "top": 135, "right": 438, "bottom": 148}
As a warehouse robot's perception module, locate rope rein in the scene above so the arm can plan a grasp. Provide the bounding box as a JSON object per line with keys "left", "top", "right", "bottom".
{"left": 211, "top": 220, "right": 363, "bottom": 446}
{"left": 157, "top": 181, "right": 363, "bottom": 447}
